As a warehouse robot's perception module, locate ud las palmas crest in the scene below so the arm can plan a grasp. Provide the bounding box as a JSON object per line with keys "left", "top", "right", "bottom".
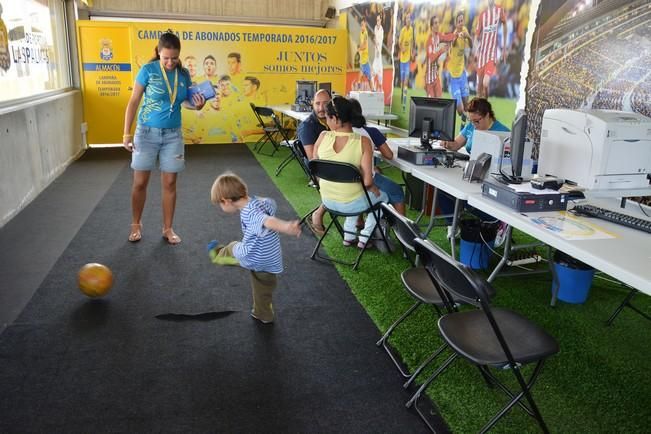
{"left": 0, "top": 3, "right": 10, "bottom": 72}
{"left": 100, "top": 38, "right": 113, "bottom": 61}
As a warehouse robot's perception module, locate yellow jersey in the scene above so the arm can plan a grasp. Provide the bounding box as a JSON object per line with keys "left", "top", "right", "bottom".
{"left": 447, "top": 27, "right": 469, "bottom": 78}
{"left": 399, "top": 25, "right": 413, "bottom": 63}
{"left": 359, "top": 28, "right": 369, "bottom": 65}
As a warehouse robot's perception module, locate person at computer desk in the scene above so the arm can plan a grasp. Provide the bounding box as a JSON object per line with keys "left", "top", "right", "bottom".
{"left": 298, "top": 89, "right": 331, "bottom": 236}
{"left": 441, "top": 97, "right": 509, "bottom": 153}
{"left": 349, "top": 99, "right": 406, "bottom": 216}
{"left": 313, "top": 96, "right": 388, "bottom": 249}
{"left": 439, "top": 97, "right": 508, "bottom": 238}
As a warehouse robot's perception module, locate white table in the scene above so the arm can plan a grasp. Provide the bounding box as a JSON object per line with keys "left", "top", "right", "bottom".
{"left": 270, "top": 104, "right": 311, "bottom": 122}
{"left": 377, "top": 139, "right": 419, "bottom": 174}
{"left": 270, "top": 105, "right": 392, "bottom": 134}
{"left": 468, "top": 194, "right": 651, "bottom": 297}
{"left": 381, "top": 138, "right": 479, "bottom": 257}
{"left": 411, "top": 165, "right": 482, "bottom": 258}
{"left": 380, "top": 139, "right": 651, "bottom": 302}
{"left": 366, "top": 112, "right": 398, "bottom": 126}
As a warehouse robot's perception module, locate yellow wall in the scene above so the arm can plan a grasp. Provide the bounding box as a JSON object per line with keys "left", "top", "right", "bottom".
{"left": 77, "top": 21, "right": 346, "bottom": 144}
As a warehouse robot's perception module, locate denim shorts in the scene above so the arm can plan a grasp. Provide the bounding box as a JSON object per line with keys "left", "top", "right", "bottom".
{"left": 374, "top": 173, "right": 405, "bottom": 204}
{"left": 131, "top": 126, "right": 184, "bottom": 173}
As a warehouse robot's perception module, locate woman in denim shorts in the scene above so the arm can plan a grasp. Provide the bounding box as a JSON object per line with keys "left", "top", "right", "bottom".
{"left": 122, "top": 31, "right": 205, "bottom": 244}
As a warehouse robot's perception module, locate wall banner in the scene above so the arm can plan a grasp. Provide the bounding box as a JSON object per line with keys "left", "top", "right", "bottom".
{"left": 77, "top": 21, "right": 346, "bottom": 145}
{"left": 342, "top": 1, "right": 532, "bottom": 133}
{"left": 525, "top": 0, "right": 651, "bottom": 157}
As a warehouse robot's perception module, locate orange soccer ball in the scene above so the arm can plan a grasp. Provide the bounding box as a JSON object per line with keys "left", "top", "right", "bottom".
{"left": 78, "top": 263, "right": 113, "bottom": 297}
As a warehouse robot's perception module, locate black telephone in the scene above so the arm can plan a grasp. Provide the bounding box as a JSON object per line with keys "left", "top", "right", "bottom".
{"left": 463, "top": 152, "right": 492, "bottom": 182}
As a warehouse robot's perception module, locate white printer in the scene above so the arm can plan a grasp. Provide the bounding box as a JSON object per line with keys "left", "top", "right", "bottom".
{"left": 538, "top": 109, "right": 651, "bottom": 190}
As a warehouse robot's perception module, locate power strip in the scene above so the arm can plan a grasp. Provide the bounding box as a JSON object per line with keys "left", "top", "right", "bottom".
{"left": 508, "top": 254, "right": 543, "bottom": 267}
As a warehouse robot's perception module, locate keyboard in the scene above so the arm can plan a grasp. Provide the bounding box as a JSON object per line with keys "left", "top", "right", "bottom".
{"left": 571, "top": 204, "right": 651, "bottom": 234}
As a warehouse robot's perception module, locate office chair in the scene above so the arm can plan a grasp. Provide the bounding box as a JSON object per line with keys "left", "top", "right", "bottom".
{"left": 408, "top": 238, "right": 559, "bottom": 433}
{"left": 308, "top": 159, "right": 390, "bottom": 270}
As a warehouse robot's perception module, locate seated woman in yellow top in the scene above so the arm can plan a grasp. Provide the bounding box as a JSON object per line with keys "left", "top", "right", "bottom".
{"left": 312, "top": 96, "right": 388, "bottom": 249}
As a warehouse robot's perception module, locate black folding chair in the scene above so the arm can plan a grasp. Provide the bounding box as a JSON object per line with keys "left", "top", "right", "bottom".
{"left": 291, "top": 139, "right": 313, "bottom": 181}
{"left": 606, "top": 287, "right": 651, "bottom": 326}
{"left": 308, "top": 159, "right": 390, "bottom": 270}
{"left": 376, "top": 203, "right": 458, "bottom": 388}
{"left": 249, "top": 103, "right": 268, "bottom": 152}
{"left": 271, "top": 112, "right": 302, "bottom": 177}
{"left": 250, "top": 104, "right": 281, "bottom": 156}
{"left": 408, "top": 238, "right": 559, "bottom": 433}
{"left": 290, "top": 139, "right": 322, "bottom": 228}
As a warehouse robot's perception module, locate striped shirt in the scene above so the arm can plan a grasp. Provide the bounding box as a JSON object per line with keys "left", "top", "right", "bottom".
{"left": 476, "top": 5, "right": 505, "bottom": 68}
{"left": 426, "top": 31, "right": 456, "bottom": 85}
{"left": 233, "top": 197, "right": 283, "bottom": 274}
{"left": 425, "top": 33, "right": 440, "bottom": 85}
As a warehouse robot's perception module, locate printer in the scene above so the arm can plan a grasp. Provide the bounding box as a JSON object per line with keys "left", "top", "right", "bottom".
{"left": 538, "top": 109, "right": 651, "bottom": 190}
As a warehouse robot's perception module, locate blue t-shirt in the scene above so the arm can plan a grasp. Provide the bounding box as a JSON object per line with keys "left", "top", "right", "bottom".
{"left": 460, "top": 119, "right": 510, "bottom": 153}
{"left": 297, "top": 111, "right": 328, "bottom": 146}
{"left": 135, "top": 62, "right": 192, "bottom": 129}
{"left": 233, "top": 197, "right": 283, "bottom": 274}
{"left": 362, "top": 126, "right": 387, "bottom": 149}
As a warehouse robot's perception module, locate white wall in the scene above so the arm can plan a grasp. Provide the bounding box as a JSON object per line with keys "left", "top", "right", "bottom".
{"left": 0, "top": 91, "right": 85, "bottom": 227}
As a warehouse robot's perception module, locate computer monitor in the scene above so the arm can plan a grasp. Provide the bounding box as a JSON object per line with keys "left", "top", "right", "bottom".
{"left": 295, "top": 80, "right": 317, "bottom": 107}
{"left": 318, "top": 82, "right": 332, "bottom": 95}
{"left": 408, "top": 97, "right": 456, "bottom": 148}
{"left": 508, "top": 110, "right": 528, "bottom": 179}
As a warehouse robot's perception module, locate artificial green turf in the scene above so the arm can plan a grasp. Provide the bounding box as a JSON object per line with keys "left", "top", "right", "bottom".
{"left": 250, "top": 144, "right": 651, "bottom": 433}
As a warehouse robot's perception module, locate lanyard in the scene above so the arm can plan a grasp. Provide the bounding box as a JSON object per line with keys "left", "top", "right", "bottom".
{"left": 159, "top": 62, "right": 178, "bottom": 115}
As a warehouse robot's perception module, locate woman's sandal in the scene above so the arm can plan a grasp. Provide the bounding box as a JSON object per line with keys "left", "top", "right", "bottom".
{"left": 128, "top": 223, "right": 142, "bottom": 242}
{"left": 162, "top": 228, "right": 181, "bottom": 245}
{"left": 306, "top": 216, "right": 326, "bottom": 237}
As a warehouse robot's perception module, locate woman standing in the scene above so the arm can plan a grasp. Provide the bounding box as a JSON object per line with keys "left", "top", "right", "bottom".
{"left": 123, "top": 31, "right": 205, "bottom": 244}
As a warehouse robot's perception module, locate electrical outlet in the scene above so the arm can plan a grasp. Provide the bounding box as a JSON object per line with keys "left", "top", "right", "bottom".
{"left": 80, "top": 122, "right": 88, "bottom": 134}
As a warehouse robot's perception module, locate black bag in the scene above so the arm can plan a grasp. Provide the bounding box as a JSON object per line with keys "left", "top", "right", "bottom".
{"left": 459, "top": 219, "right": 499, "bottom": 244}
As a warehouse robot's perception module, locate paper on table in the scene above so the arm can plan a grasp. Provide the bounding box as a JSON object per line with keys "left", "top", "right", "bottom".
{"left": 529, "top": 212, "right": 616, "bottom": 240}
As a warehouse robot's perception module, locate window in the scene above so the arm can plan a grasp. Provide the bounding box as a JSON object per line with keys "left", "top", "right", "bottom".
{"left": 0, "top": 0, "right": 71, "bottom": 103}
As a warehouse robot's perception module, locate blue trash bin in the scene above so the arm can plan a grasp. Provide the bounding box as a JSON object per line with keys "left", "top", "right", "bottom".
{"left": 460, "top": 239, "right": 493, "bottom": 270}
{"left": 459, "top": 219, "right": 498, "bottom": 270}
{"left": 552, "top": 251, "right": 595, "bottom": 304}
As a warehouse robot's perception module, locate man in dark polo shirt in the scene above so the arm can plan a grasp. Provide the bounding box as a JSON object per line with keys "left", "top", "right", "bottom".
{"left": 297, "top": 89, "right": 331, "bottom": 159}
{"left": 297, "top": 89, "right": 331, "bottom": 235}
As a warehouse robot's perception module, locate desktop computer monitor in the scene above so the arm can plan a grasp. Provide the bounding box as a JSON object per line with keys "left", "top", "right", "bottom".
{"left": 508, "top": 110, "right": 528, "bottom": 179}
{"left": 318, "top": 82, "right": 332, "bottom": 96}
{"left": 295, "top": 80, "right": 317, "bottom": 108}
{"left": 408, "top": 97, "right": 456, "bottom": 148}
